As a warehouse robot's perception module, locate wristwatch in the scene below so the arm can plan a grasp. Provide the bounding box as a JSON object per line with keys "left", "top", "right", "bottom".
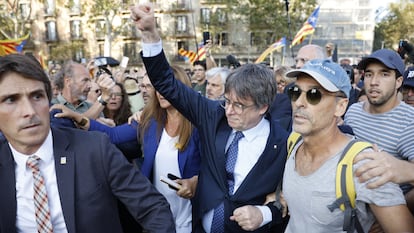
{"left": 76, "top": 116, "right": 89, "bottom": 127}
{"left": 98, "top": 96, "right": 107, "bottom": 106}
{"left": 74, "top": 116, "right": 89, "bottom": 129}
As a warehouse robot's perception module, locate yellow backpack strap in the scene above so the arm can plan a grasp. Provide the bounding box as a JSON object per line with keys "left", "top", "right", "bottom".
{"left": 327, "top": 140, "right": 372, "bottom": 233}
{"left": 287, "top": 132, "right": 302, "bottom": 158}
{"left": 336, "top": 141, "right": 372, "bottom": 210}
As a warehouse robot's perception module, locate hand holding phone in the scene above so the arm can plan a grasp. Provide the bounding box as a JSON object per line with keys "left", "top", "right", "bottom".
{"left": 203, "top": 31, "right": 210, "bottom": 45}
{"left": 160, "top": 175, "right": 182, "bottom": 191}
{"left": 168, "top": 173, "right": 181, "bottom": 180}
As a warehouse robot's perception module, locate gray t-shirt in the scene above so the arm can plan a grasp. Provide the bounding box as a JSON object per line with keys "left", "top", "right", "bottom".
{"left": 283, "top": 138, "right": 406, "bottom": 233}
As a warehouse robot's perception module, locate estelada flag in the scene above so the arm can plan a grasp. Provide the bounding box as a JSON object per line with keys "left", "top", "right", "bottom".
{"left": 255, "top": 37, "right": 286, "bottom": 63}
{"left": 178, "top": 45, "right": 206, "bottom": 63}
{"left": 290, "top": 6, "right": 320, "bottom": 47}
{"left": 179, "top": 48, "right": 197, "bottom": 63}
{"left": 0, "top": 34, "right": 30, "bottom": 56}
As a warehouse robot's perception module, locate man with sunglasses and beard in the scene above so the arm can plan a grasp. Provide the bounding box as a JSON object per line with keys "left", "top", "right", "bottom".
{"left": 345, "top": 49, "right": 414, "bottom": 216}
{"left": 283, "top": 59, "right": 413, "bottom": 232}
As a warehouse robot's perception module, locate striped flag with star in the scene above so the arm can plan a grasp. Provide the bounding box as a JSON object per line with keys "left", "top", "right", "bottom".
{"left": 255, "top": 37, "right": 286, "bottom": 63}
{"left": 0, "top": 34, "right": 30, "bottom": 56}
{"left": 290, "top": 6, "right": 320, "bottom": 47}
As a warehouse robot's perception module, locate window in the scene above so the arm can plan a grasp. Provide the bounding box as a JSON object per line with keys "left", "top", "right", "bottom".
{"left": 73, "top": 47, "right": 84, "bottom": 62}
{"left": 45, "top": 0, "right": 55, "bottom": 15}
{"left": 121, "top": 18, "right": 139, "bottom": 38}
{"left": 250, "top": 32, "right": 260, "bottom": 46}
{"left": 70, "top": 20, "right": 82, "bottom": 39}
{"left": 19, "top": 3, "right": 30, "bottom": 19}
{"left": 95, "top": 19, "right": 106, "bottom": 38}
{"left": 70, "top": 0, "right": 81, "bottom": 14}
{"left": 176, "top": 0, "right": 186, "bottom": 8}
{"left": 215, "top": 32, "right": 228, "bottom": 46}
{"left": 123, "top": 42, "right": 138, "bottom": 63}
{"left": 176, "top": 16, "right": 187, "bottom": 33}
{"left": 45, "top": 21, "right": 57, "bottom": 41}
{"left": 200, "top": 8, "right": 210, "bottom": 24}
{"left": 216, "top": 8, "right": 227, "bottom": 24}
{"left": 177, "top": 41, "right": 188, "bottom": 61}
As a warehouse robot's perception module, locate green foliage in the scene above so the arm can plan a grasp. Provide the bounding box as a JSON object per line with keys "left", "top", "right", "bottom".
{"left": 215, "top": 0, "right": 317, "bottom": 47}
{"left": 0, "top": 0, "right": 31, "bottom": 39}
{"left": 49, "top": 41, "right": 87, "bottom": 61}
{"left": 374, "top": 0, "right": 414, "bottom": 50}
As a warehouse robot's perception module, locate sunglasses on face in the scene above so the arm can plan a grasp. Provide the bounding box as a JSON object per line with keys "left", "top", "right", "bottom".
{"left": 287, "top": 85, "right": 345, "bottom": 105}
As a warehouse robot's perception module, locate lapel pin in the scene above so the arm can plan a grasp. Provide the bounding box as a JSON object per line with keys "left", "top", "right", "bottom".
{"left": 60, "top": 157, "right": 67, "bottom": 165}
{"left": 273, "top": 145, "right": 278, "bottom": 149}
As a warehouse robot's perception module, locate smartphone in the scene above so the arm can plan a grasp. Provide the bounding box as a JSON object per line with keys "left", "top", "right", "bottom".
{"left": 203, "top": 31, "right": 210, "bottom": 45}
{"left": 168, "top": 173, "right": 181, "bottom": 180}
{"left": 160, "top": 175, "right": 181, "bottom": 191}
{"left": 120, "top": 56, "right": 129, "bottom": 68}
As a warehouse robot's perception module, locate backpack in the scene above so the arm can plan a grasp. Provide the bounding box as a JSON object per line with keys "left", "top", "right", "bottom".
{"left": 287, "top": 132, "right": 372, "bottom": 233}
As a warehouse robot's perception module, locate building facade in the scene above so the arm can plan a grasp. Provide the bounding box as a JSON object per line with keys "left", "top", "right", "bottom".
{"left": 0, "top": 0, "right": 380, "bottom": 68}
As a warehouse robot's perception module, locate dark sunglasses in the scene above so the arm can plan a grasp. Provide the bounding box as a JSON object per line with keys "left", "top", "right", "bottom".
{"left": 287, "top": 85, "right": 345, "bottom": 105}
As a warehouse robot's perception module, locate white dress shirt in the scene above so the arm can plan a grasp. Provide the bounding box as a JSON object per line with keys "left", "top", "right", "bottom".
{"left": 141, "top": 40, "right": 273, "bottom": 232}
{"left": 12, "top": 130, "right": 68, "bottom": 233}
{"left": 202, "top": 118, "right": 272, "bottom": 232}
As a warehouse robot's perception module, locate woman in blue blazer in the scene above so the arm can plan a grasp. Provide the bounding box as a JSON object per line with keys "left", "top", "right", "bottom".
{"left": 51, "top": 65, "right": 200, "bottom": 233}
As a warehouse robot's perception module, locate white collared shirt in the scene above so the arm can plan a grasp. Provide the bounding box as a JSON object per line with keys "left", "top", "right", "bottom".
{"left": 12, "top": 130, "right": 68, "bottom": 233}
{"left": 141, "top": 40, "right": 273, "bottom": 231}
{"left": 202, "top": 118, "right": 272, "bottom": 232}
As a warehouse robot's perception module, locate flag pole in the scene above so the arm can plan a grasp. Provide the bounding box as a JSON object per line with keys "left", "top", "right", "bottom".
{"left": 284, "top": 0, "right": 294, "bottom": 59}
{"left": 309, "top": 34, "right": 314, "bottom": 44}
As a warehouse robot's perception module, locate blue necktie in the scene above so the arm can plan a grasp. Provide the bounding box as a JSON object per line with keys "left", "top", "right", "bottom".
{"left": 211, "top": 131, "right": 244, "bottom": 233}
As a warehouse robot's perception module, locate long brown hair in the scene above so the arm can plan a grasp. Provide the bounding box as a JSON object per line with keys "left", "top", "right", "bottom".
{"left": 139, "top": 65, "right": 193, "bottom": 151}
{"left": 103, "top": 82, "right": 132, "bottom": 125}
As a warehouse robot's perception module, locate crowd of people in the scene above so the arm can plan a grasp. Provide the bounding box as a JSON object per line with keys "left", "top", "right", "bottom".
{"left": 0, "top": 2, "right": 414, "bottom": 233}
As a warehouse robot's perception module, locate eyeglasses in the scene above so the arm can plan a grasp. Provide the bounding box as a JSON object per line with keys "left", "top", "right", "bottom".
{"left": 287, "top": 85, "right": 345, "bottom": 105}
{"left": 220, "top": 97, "right": 255, "bottom": 114}
{"left": 109, "top": 92, "right": 123, "bottom": 98}
{"left": 140, "top": 84, "right": 153, "bottom": 90}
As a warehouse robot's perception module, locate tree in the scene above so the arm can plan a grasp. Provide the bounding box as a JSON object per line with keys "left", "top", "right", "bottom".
{"left": 86, "top": 0, "right": 127, "bottom": 57}
{"left": 0, "top": 0, "right": 32, "bottom": 39}
{"left": 223, "top": 0, "right": 318, "bottom": 49}
{"left": 374, "top": 0, "right": 414, "bottom": 51}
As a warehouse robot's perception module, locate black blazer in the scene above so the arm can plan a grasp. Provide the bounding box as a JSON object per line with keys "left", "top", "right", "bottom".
{"left": 0, "top": 127, "right": 175, "bottom": 233}
{"left": 142, "top": 51, "right": 288, "bottom": 233}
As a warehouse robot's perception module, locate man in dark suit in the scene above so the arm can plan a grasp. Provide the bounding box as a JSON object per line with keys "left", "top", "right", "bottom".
{"left": 0, "top": 54, "right": 175, "bottom": 233}
{"left": 131, "top": 3, "right": 288, "bottom": 232}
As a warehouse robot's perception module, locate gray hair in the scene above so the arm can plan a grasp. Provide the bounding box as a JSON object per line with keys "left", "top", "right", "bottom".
{"left": 206, "top": 67, "right": 230, "bottom": 84}
{"left": 225, "top": 63, "right": 277, "bottom": 109}
{"left": 59, "top": 60, "right": 77, "bottom": 88}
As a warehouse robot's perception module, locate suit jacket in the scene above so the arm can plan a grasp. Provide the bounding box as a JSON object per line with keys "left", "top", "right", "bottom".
{"left": 89, "top": 119, "right": 201, "bottom": 180}
{"left": 269, "top": 93, "right": 292, "bottom": 132}
{"left": 0, "top": 127, "right": 175, "bottom": 233}
{"left": 141, "top": 119, "right": 201, "bottom": 181}
{"left": 142, "top": 51, "right": 288, "bottom": 233}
